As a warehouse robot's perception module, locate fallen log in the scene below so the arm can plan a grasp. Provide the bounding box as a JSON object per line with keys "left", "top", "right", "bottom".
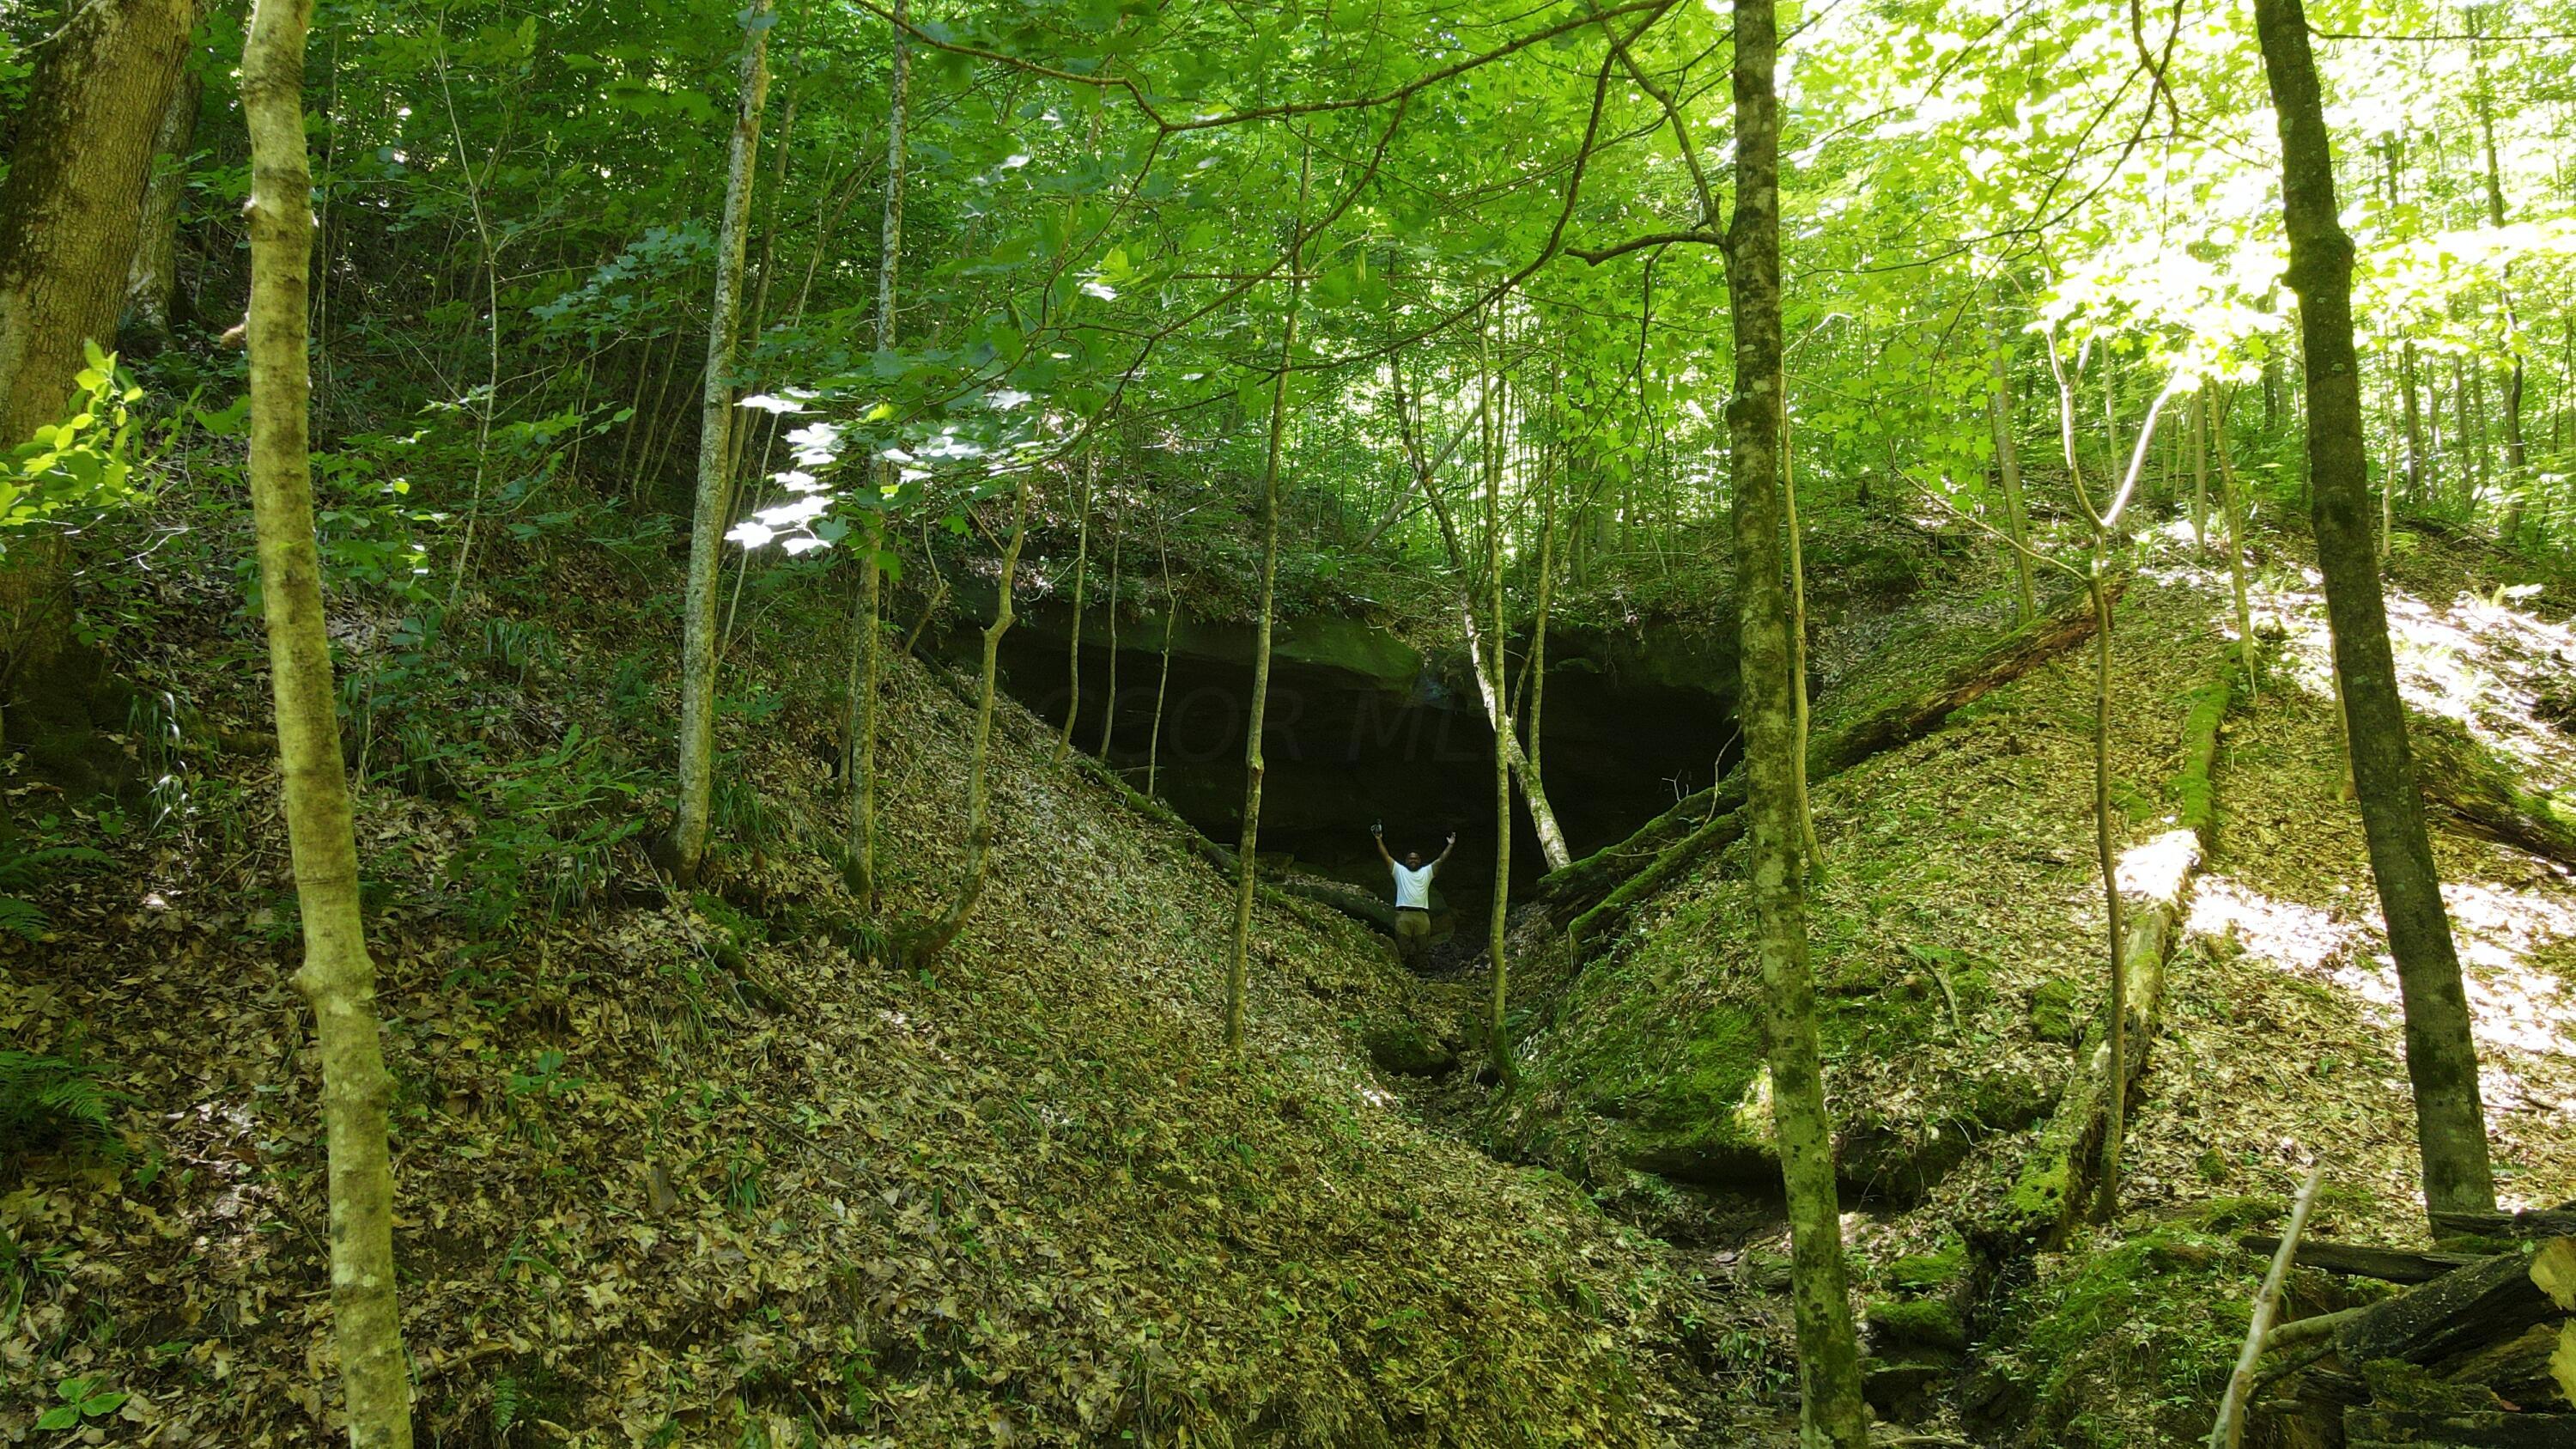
{"left": 1543, "top": 581, "right": 2122, "bottom": 943}
{"left": 2409, "top": 713, "right": 2576, "bottom": 867}
{"left": 1989, "top": 669, "right": 2228, "bottom": 1251}
{"left": 2433, "top": 1319, "right": 2575, "bottom": 1410}
{"left": 2432, "top": 1204, "right": 2576, "bottom": 1242}
{"left": 2343, "top": 1407, "right": 2576, "bottom": 1448}
{"left": 2238, "top": 1235, "right": 2486, "bottom": 1285}
{"left": 2332, "top": 1237, "right": 2576, "bottom": 1369}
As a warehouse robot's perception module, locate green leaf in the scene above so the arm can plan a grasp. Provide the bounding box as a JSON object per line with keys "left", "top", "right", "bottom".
{"left": 36, "top": 1406, "right": 78, "bottom": 1430}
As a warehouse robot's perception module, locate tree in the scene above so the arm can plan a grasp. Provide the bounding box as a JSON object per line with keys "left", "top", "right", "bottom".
{"left": 669, "top": 0, "right": 776, "bottom": 883}
{"left": 1724, "top": 1, "right": 1868, "bottom": 1440}
{"left": 2252, "top": 0, "right": 2496, "bottom": 1220}
{"left": 241, "top": 0, "right": 411, "bottom": 1440}
{"left": 846, "top": 0, "right": 911, "bottom": 909}
{"left": 1225, "top": 145, "right": 1310, "bottom": 1056}
{"left": 0, "top": 0, "right": 197, "bottom": 686}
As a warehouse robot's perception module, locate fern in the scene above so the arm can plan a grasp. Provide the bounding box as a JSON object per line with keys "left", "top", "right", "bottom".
{"left": 0, "top": 897, "right": 43, "bottom": 941}
{"left": 0, "top": 1050, "right": 124, "bottom": 1162}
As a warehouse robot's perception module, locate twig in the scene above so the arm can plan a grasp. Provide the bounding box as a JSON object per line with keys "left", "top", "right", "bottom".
{"left": 2208, "top": 1161, "right": 2326, "bottom": 1449}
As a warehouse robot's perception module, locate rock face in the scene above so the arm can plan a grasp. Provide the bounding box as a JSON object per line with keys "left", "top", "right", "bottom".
{"left": 955, "top": 597, "right": 1741, "bottom": 922}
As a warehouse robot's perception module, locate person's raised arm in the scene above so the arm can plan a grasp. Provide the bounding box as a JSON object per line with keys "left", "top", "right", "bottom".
{"left": 1434, "top": 829, "right": 1458, "bottom": 867}
{"left": 1370, "top": 819, "right": 1394, "bottom": 865}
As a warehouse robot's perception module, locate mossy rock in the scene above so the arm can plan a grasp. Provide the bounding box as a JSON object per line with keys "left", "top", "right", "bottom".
{"left": 1979, "top": 1228, "right": 2269, "bottom": 1448}
{"left": 2027, "top": 977, "right": 2084, "bottom": 1045}
{"left": 1867, "top": 1295, "right": 1968, "bottom": 1352}
{"left": 1362, "top": 1018, "right": 1457, "bottom": 1076}
{"left": 1882, "top": 1239, "right": 1969, "bottom": 1293}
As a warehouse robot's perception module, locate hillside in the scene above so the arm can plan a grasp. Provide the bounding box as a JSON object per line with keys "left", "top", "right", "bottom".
{"left": 1, "top": 526, "right": 1773, "bottom": 1445}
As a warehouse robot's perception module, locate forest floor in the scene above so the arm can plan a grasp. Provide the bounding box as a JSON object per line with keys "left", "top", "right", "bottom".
{"left": 1, "top": 524, "right": 1791, "bottom": 1446}
{"left": 6, "top": 494, "right": 2573, "bottom": 1447}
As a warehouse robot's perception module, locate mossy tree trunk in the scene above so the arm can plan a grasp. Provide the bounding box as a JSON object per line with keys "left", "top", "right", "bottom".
{"left": 914, "top": 484, "right": 1030, "bottom": 963}
{"left": 1225, "top": 146, "right": 1309, "bottom": 1056}
{"left": 1057, "top": 448, "right": 1091, "bottom": 760}
{"left": 668, "top": 0, "right": 774, "bottom": 883}
{"left": 242, "top": 0, "right": 412, "bottom": 1440}
{"left": 1480, "top": 311, "right": 1514, "bottom": 1076}
{"left": 0, "top": 0, "right": 195, "bottom": 700}
{"left": 2254, "top": 0, "right": 2498, "bottom": 1219}
{"left": 124, "top": 13, "right": 205, "bottom": 351}
{"left": 1724, "top": 3, "right": 1869, "bottom": 1440}
{"left": 1986, "top": 295, "right": 2038, "bottom": 622}
{"left": 845, "top": 0, "right": 908, "bottom": 909}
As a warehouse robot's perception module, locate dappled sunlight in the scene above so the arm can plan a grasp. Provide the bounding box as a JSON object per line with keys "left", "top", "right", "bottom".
{"left": 2115, "top": 828, "right": 2200, "bottom": 902}
{"left": 2189, "top": 874, "right": 2576, "bottom": 1057}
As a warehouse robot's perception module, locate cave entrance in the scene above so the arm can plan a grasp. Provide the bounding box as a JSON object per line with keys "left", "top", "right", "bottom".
{"left": 971, "top": 605, "right": 1742, "bottom": 941}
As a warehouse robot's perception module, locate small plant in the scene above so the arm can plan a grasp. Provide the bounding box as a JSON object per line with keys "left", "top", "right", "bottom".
{"left": 35, "top": 1374, "right": 128, "bottom": 1432}
{"left": 0, "top": 1050, "right": 124, "bottom": 1168}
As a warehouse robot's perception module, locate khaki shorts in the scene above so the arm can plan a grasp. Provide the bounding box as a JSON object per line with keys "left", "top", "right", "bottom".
{"left": 1394, "top": 909, "right": 1431, "bottom": 950}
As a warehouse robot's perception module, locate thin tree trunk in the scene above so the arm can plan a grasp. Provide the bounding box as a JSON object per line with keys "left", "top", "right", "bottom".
{"left": 2254, "top": 0, "right": 2498, "bottom": 1219}
{"left": 667, "top": 0, "right": 773, "bottom": 883}
{"left": 914, "top": 484, "right": 1030, "bottom": 961}
{"left": 2403, "top": 341, "right": 2427, "bottom": 505}
{"left": 1146, "top": 524, "right": 1177, "bottom": 797}
{"left": 242, "top": 1, "right": 411, "bottom": 1440}
{"left": 1725, "top": 3, "right": 1868, "bottom": 1440}
{"left": 1986, "top": 318, "right": 2039, "bottom": 622}
{"left": 1058, "top": 448, "right": 1092, "bottom": 760}
{"left": 1783, "top": 387, "right": 1821, "bottom": 873}
{"left": 2192, "top": 385, "right": 2211, "bottom": 553}
{"left": 2479, "top": 86, "right": 2530, "bottom": 536}
{"left": 1481, "top": 313, "right": 1514, "bottom": 1077}
{"left": 1224, "top": 146, "right": 1311, "bottom": 1056}
{"left": 1525, "top": 445, "right": 1559, "bottom": 803}
{"left": 1096, "top": 491, "right": 1122, "bottom": 759}
{"left": 845, "top": 0, "right": 908, "bottom": 908}
{"left": 2212, "top": 388, "right": 2260, "bottom": 702}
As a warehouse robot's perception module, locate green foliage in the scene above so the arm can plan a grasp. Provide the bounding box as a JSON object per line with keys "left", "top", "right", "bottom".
{"left": 1, "top": 345, "right": 149, "bottom": 539}
{"left": 0, "top": 1050, "right": 123, "bottom": 1169}
{"left": 33, "top": 1373, "right": 129, "bottom": 1433}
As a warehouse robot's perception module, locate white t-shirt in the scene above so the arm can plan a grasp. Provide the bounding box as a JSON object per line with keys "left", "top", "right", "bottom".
{"left": 1391, "top": 862, "right": 1435, "bottom": 910}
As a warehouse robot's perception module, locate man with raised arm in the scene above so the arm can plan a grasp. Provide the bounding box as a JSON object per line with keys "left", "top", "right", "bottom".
{"left": 1371, "top": 820, "right": 1456, "bottom": 969}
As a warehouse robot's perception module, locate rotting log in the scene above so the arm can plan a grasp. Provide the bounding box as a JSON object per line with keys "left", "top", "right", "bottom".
{"left": 2239, "top": 1235, "right": 2486, "bottom": 1285}
{"left": 2409, "top": 713, "right": 2576, "bottom": 867}
{"left": 2433, "top": 1203, "right": 2576, "bottom": 1241}
{"left": 2343, "top": 1407, "right": 2576, "bottom": 1448}
{"left": 1989, "top": 669, "right": 2229, "bottom": 1251}
{"left": 2332, "top": 1237, "right": 2576, "bottom": 1369}
{"left": 1540, "top": 580, "right": 2120, "bottom": 941}
{"left": 2433, "top": 1319, "right": 2575, "bottom": 1410}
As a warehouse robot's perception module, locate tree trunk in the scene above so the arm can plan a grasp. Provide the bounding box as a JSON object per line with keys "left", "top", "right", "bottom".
{"left": 2403, "top": 342, "right": 2427, "bottom": 505}
{"left": 2253, "top": 0, "right": 2498, "bottom": 1219}
{"left": 123, "top": 22, "right": 204, "bottom": 351}
{"left": 914, "top": 484, "right": 1030, "bottom": 963}
{"left": 2478, "top": 90, "right": 2530, "bottom": 537}
{"left": 1096, "top": 493, "right": 1122, "bottom": 758}
{"left": 1724, "top": 3, "right": 1869, "bottom": 1440}
{"left": 1783, "top": 392, "right": 1821, "bottom": 874}
{"left": 242, "top": 1, "right": 412, "bottom": 1440}
{"left": 2191, "top": 387, "right": 2210, "bottom": 554}
{"left": 1146, "top": 525, "right": 1177, "bottom": 797}
{"left": 2211, "top": 389, "right": 2261, "bottom": 700}
{"left": 1058, "top": 450, "right": 1091, "bottom": 759}
{"left": 845, "top": 0, "right": 908, "bottom": 909}
{"left": 1225, "top": 147, "right": 1310, "bottom": 1056}
{"left": 668, "top": 0, "right": 774, "bottom": 882}
{"left": 0, "top": 0, "right": 195, "bottom": 687}
{"left": 1988, "top": 299, "right": 2039, "bottom": 622}
{"left": 1481, "top": 316, "right": 1514, "bottom": 1077}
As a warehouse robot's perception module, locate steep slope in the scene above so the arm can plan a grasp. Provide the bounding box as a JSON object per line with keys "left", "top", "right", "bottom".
{"left": 0, "top": 533, "right": 1760, "bottom": 1445}
{"left": 1490, "top": 518, "right": 2576, "bottom": 1443}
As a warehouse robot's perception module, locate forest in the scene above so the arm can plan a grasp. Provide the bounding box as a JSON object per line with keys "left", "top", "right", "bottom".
{"left": 4, "top": 0, "right": 2576, "bottom": 1443}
